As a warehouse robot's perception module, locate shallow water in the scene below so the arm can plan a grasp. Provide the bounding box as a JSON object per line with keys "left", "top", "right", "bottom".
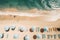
{"left": 0, "top": 10, "right": 60, "bottom": 22}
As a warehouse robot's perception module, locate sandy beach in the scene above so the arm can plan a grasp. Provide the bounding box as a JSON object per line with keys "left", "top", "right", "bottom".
{"left": 0, "top": 9, "right": 60, "bottom": 40}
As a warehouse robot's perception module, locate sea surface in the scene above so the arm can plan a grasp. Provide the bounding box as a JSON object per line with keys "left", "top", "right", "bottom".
{"left": 0, "top": 0, "right": 60, "bottom": 10}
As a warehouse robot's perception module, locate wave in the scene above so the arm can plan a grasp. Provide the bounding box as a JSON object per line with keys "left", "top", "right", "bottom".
{"left": 0, "top": 0, "right": 60, "bottom": 10}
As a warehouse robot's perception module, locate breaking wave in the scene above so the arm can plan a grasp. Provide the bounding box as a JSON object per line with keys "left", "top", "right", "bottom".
{"left": 0, "top": 0, "right": 60, "bottom": 10}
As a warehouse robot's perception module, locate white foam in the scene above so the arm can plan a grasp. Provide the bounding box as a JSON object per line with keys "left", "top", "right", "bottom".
{"left": 0, "top": 10, "right": 60, "bottom": 22}
{"left": 44, "top": 10, "right": 60, "bottom": 21}
{"left": 0, "top": 11, "right": 40, "bottom": 17}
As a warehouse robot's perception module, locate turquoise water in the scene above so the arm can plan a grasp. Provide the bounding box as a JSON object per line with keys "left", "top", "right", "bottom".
{"left": 0, "top": 0, "right": 60, "bottom": 10}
